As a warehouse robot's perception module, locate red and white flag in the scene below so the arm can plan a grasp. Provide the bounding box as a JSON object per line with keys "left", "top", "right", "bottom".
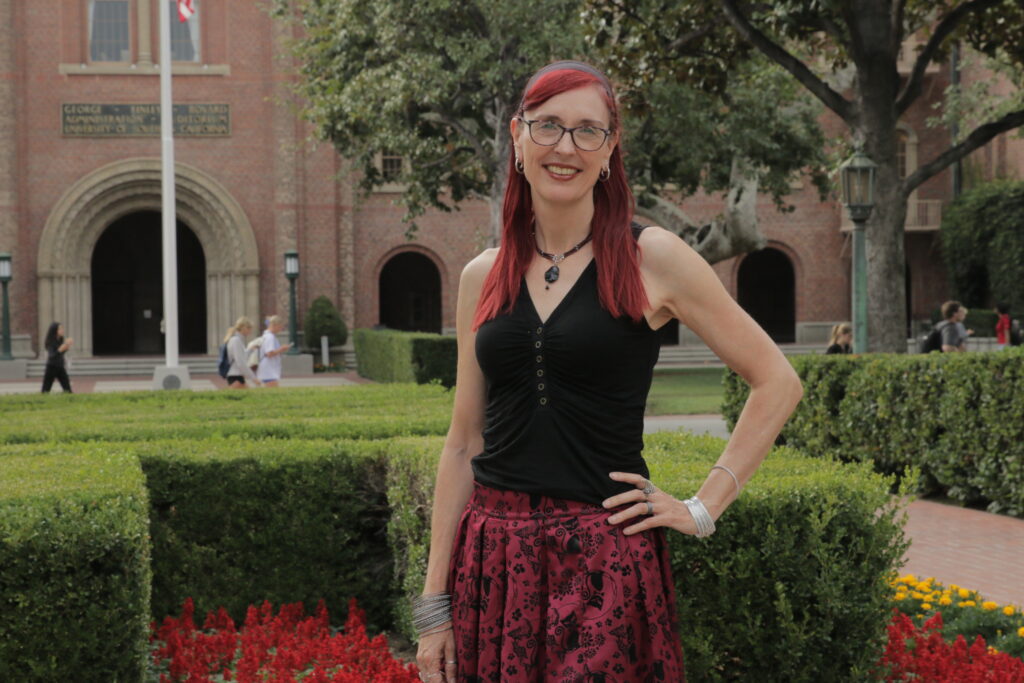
{"left": 177, "top": 0, "right": 195, "bottom": 22}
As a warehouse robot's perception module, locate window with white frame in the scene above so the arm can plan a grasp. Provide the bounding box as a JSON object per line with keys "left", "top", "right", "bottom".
{"left": 89, "top": 0, "right": 131, "bottom": 62}
{"left": 168, "top": 0, "right": 201, "bottom": 62}
{"left": 381, "top": 151, "right": 404, "bottom": 182}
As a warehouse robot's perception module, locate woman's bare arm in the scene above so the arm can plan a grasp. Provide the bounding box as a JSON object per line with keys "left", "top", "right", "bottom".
{"left": 420, "top": 249, "right": 494, "bottom": 593}
{"left": 614, "top": 227, "right": 803, "bottom": 528}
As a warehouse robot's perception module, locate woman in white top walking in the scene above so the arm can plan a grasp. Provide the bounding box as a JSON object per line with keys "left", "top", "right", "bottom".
{"left": 256, "top": 315, "right": 293, "bottom": 387}
{"left": 223, "top": 317, "right": 261, "bottom": 389}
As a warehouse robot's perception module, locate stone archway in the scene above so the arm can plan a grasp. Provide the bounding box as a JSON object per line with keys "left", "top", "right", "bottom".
{"left": 37, "top": 158, "right": 259, "bottom": 356}
{"left": 378, "top": 251, "right": 442, "bottom": 333}
{"left": 737, "top": 247, "right": 796, "bottom": 343}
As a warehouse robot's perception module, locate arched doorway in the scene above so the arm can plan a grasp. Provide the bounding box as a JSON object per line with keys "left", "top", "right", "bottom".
{"left": 379, "top": 252, "right": 441, "bottom": 333}
{"left": 737, "top": 247, "right": 796, "bottom": 343}
{"left": 38, "top": 159, "right": 260, "bottom": 356}
{"left": 91, "top": 212, "right": 206, "bottom": 355}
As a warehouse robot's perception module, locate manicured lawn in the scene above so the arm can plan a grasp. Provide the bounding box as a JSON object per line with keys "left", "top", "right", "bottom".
{"left": 646, "top": 367, "right": 726, "bottom": 416}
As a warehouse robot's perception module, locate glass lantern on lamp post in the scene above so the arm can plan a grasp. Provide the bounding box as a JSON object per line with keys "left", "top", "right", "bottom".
{"left": 284, "top": 250, "right": 300, "bottom": 355}
{"left": 839, "top": 150, "right": 877, "bottom": 353}
{"left": 0, "top": 253, "right": 11, "bottom": 361}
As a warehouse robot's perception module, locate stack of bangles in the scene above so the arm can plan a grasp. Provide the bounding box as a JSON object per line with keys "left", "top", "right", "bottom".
{"left": 685, "top": 464, "right": 742, "bottom": 539}
{"left": 411, "top": 592, "right": 452, "bottom": 638}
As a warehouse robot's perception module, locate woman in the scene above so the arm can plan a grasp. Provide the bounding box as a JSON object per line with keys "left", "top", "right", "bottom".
{"left": 414, "top": 61, "right": 802, "bottom": 682}
{"left": 41, "top": 322, "right": 73, "bottom": 393}
{"left": 222, "top": 317, "right": 261, "bottom": 389}
{"left": 825, "top": 322, "right": 853, "bottom": 354}
{"left": 256, "top": 315, "right": 293, "bottom": 387}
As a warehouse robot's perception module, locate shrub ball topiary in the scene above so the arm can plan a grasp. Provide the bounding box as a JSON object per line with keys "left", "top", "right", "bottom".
{"left": 304, "top": 295, "right": 348, "bottom": 348}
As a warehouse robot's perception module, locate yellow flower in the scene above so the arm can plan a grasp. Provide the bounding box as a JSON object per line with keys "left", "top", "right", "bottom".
{"left": 1018, "top": 626, "right": 1024, "bottom": 638}
{"left": 1004, "top": 606, "right": 1016, "bottom": 616}
{"left": 988, "top": 646, "right": 1000, "bottom": 655}
{"left": 911, "top": 591, "right": 924, "bottom": 600}
{"left": 922, "top": 603, "right": 932, "bottom": 610}
{"left": 959, "top": 600, "right": 976, "bottom": 608}
{"left": 939, "top": 596, "right": 953, "bottom": 606}
{"left": 958, "top": 588, "right": 971, "bottom": 599}
{"left": 982, "top": 601, "right": 998, "bottom": 611}
{"left": 894, "top": 592, "right": 907, "bottom": 601}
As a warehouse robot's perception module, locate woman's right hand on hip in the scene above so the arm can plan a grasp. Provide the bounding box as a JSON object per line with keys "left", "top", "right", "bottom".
{"left": 416, "top": 625, "right": 456, "bottom": 682}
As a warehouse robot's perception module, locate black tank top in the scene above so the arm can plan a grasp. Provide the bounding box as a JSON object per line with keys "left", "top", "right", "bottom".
{"left": 472, "top": 224, "right": 661, "bottom": 505}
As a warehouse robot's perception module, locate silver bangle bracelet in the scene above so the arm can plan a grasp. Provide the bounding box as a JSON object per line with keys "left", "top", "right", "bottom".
{"left": 412, "top": 593, "right": 453, "bottom": 635}
{"left": 683, "top": 496, "right": 716, "bottom": 538}
{"left": 710, "top": 464, "right": 742, "bottom": 497}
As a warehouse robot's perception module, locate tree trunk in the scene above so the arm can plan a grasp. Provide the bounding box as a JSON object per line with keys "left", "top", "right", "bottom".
{"left": 637, "top": 156, "right": 765, "bottom": 265}
{"left": 486, "top": 104, "right": 512, "bottom": 246}
{"left": 851, "top": 1, "right": 907, "bottom": 353}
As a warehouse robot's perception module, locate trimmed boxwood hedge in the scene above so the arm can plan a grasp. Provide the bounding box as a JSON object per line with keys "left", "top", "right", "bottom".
{"left": 134, "top": 437, "right": 398, "bottom": 631}
{"left": 354, "top": 328, "right": 457, "bottom": 387}
{"left": 0, "top": 446, "right": 151, "bottom": 682}
{"left": 385, "top": 431, "right": 910, "bottom": 682}
{"left": 1, "top": 386, "right": 909, "bottom": 680}
{"left": 723, "top": 349, "right": 1024, "bottom": 516}
{"left": 0, "top": 384, "right": 454, "bottom": 445}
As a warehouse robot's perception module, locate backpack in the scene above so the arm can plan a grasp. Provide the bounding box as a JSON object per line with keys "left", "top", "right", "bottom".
{"left": 919, "top": 322, "right": 948, "bottom": 353}
{"left": 1010, "top": 319, "right": 1023, "bottom": 347}
{"left": 217, "top": 342, "right": 231, "bottom": 378}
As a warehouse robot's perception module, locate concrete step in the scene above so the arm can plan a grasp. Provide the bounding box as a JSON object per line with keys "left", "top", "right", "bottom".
{"left": 26, "top": 356, "right": 219, "bottom": 378}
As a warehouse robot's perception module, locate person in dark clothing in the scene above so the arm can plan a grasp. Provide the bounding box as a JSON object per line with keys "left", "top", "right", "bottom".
{"left": 826, "top": 322, "right": 853, "bottom": 354}
{"left": 413, "top": 61, "right": 803, "bottom": 683}
{"left": 41, "top": 321, "right": 73, "bottom": 393}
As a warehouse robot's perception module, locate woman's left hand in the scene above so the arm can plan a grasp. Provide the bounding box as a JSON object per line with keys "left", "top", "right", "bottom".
{"left": 602, "top": 472, "right": 698, "bottom": 536}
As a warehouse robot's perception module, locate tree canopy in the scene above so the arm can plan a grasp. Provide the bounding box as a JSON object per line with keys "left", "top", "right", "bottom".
{"left": 586, "top": 0, "right": 1024, "bottom": 351}
{"left": 271, "top": 0, "right": 827, "bottom": 262}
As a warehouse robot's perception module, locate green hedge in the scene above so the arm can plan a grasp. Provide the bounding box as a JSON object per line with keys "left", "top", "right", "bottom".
{"left": 0, "top": 447, "right": 151, "bottom": 682}
{"left": 385, "top": 431, "right": 909, "bottom": 682}
{"left": 723, "top": 349, "right": 1024, "bottom": 516}
{"left": 0, "top": 386, "right": 910, "bottom": 680}
{"left": 0, "top": 384, "right": 453, "bottom": 445}
{"left": 135, "top": 438, "right": 396, "bottom": 631}
{"left": 354, "top": 328, "right": 457, "bottom": 387}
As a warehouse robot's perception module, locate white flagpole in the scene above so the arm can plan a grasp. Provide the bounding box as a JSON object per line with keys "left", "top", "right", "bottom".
{"left": 159, "top": 0, "right": 179, "bottom": 368}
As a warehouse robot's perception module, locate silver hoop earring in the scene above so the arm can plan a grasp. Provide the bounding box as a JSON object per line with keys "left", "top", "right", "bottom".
{"left": 599, "top": 166, "right": 610, "bottom": 181}
{"left": 515, "top": 158, "right": 525, "bottom": 174}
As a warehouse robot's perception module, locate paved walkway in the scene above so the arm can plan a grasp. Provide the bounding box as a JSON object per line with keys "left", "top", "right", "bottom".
{"left": 0, "top": 373, "right": 361, "bottom": 394}
{"left": 644, "top": 415, "right": 1024, "bottom": 609}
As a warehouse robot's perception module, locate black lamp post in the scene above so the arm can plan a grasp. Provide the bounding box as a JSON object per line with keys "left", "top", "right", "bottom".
{"left": 284, "top": 250, "right": 300, "bottom": 355}
{"left": 839, "top": 150, "right": 877, "bottom": 354}
{"left": 0, "top": 253, "right": 11, "bottom": 361}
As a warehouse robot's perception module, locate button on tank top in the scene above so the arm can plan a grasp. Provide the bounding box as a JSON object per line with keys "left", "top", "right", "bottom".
{"left": 472, "top": 225, "right": 661, "bottom": 505}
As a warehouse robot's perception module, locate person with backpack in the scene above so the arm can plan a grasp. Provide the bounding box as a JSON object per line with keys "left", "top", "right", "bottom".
{"left": 221, "top": 316, "right": 261, "bottom": 389}
{"left": 939, "top": 301, "right": 969, "bottom": 353}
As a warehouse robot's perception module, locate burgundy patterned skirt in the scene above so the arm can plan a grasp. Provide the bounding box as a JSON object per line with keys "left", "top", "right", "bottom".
{"left": 447, "top": 482, "right": 685, "bottom": 682}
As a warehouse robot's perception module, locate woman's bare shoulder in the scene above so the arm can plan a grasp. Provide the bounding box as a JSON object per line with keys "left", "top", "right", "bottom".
{"left": 461, "top": 248, "right": 500, "bottom": 287}
{"left": 636, "top": 226, "right": 703, "bottom": 276}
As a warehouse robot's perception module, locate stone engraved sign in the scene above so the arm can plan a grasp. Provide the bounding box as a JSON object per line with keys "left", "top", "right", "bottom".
{"left": 62, "top": 103, "right": 230, "bottom": 137}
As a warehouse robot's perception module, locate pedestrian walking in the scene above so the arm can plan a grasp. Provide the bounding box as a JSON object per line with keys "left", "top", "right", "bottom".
{"left": 40, "top": 321, "right": 73, "bottom": 393}
{"left": 222, "top": 317, "right": 261, "bottom": 389}
{"left": 825, "top": 322, "right": 853, "bottom": 354}
{"left": 413, "top": 60, "right": 803, "bottom": 683}
{"left": 256, "top": 315, "right": 293, "bottom": 387}
{"left": 995, "top": 303, "right": 1012, "bottom": 350}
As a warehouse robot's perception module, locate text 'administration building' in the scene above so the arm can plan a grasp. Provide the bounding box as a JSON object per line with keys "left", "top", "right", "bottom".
{"left": 0, "top": 2, "right": 1018, "bottom": 360}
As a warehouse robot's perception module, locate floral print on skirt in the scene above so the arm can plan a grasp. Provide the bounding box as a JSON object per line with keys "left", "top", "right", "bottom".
{"left": 447, "top": 482, "right": 685, "bottom": 682}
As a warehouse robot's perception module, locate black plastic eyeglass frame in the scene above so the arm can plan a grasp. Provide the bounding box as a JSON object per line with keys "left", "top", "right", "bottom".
{"left": 517, "top": 117, "right": 611, "bottom": 151}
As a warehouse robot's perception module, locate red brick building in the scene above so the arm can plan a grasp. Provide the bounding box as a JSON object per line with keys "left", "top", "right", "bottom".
{"left": 0, "top": 2, "right": 1019, "bottom": 360}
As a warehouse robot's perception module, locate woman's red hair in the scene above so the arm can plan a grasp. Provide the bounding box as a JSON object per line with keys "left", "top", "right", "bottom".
{"left": 472, "top": 65, "right": 648, "bottom": 330}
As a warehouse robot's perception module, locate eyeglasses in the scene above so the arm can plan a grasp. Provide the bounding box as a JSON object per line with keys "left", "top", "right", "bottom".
{"left": 517, "top": 117, "right": 611, "bottom": 152}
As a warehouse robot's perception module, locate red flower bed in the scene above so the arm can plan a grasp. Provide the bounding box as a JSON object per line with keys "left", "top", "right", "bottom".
{"left": 876, "top": 610, "right": 1024, "bottom": 682}
{"left": 150, "top": 598, "right": 419, "bottom": 682}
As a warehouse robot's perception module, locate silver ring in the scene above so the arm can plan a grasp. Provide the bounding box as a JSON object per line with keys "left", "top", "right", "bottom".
{"left": 642, "top": 479, "right": 656, "bottom": 496}
{"left": 645, "top": 500, "right": 654, "bottom": 515}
